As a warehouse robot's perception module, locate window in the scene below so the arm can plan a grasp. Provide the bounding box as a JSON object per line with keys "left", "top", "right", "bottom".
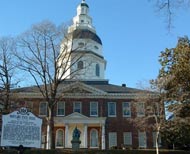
{"left": 138, "top": 132, "right": 147, "bottom": 148}
{"left": 73, "top": 102, "right": 81, "bottom": 113}
{"left": 77, "top": 61, "right": 84, "bottom": 69}
{"left": 154, "top": 102, "right": 160, "bottom": 116}
{"left": 56, "top": 129, "right": 64, "bottom": 147}
{"left": 90, "top": 102, "right": 98, "bottom": 116}
{"left": 124, "top": 132, "right": 132, "bottom": 145}
{"left": 109, "top": 132, "right": 117, "bottom": 148}
{"left": 57, "top": 102, "right": 65, "bottom": 116}
{"left": 25, "top": 101, "right": 33, "bottom": 112}
{"left": 137, "top": 102, "right": 145, "bottom": 117}
{"left": 94, "top": 46, "right": 99, "bottom": 50}
{"left": 39, "top": 102, "right": 47, "bottom": 116}
{"left": 95, "top": 64, "right": 100, "bottom": 77}
{"left": 108, "top": 102, "right": 116, "bottom": 117}
{"left": 153, "top": 132, "right": 161, "bottom": 147}
{"left": 123, "top": 102, "right": 131, "bottom": 117}
{"left": 78, "top": 42, "right": 84, "bottom": 48}
{"left": 90, "top": 129, "right": 98, "bottom": 147}
{"left": 41, "top": 134, "right": 46, "bottom": 148}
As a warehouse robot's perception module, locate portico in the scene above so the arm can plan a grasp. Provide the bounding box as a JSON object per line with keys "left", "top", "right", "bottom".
{"left": 54, "top": 112, "right": 106, "bottom": 149}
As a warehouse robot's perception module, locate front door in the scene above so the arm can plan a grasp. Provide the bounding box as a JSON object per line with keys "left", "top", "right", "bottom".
{"left": 90, "top": 129, "right": 98, "bottom": 147}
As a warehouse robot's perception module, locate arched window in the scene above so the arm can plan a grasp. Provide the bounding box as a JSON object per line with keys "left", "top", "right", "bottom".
{"left": 95, "top": 64, "right": 100, "bottom": 77}
{"left": 77, "top": 61, "right": 84, "bottom": 69}
{"left": 90, "top": 129, "right": 98, "bottom": 147}
{"left": 82, "top": 8, "right": 85, "bottom": 14}
{"left": 56, "top": 129, "right": 64, "bottom": 147}
{"left": 78, "top": 42, "right": 84, "bottom": 48}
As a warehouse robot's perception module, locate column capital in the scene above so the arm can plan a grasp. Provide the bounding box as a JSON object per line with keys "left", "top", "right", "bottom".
{"left": 84, "top": 123, "right": 88, "bottom": 126}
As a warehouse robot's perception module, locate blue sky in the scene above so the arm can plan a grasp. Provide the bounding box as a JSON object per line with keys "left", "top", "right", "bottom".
{"left": 0, "top": 0, "right": 190, "bottom": 88}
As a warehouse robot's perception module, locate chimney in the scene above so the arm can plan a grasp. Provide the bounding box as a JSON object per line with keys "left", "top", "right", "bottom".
{"left": 122, "top": 83, "right": 126, "bottom": 87}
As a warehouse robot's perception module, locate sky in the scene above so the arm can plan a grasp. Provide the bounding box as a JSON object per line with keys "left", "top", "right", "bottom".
{"left": 0, "top": 0, "right": 190, "bottom": 88}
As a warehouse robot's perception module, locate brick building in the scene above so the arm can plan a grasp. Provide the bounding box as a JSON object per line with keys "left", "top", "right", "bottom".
{"left": 9, "top": 0, "right": 161, "bottom": 150}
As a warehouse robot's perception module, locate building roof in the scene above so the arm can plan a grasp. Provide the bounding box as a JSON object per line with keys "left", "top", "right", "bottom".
{"left": 80, "top": 0, "right": 89, "bottom": 8}
{"left": 80, "top": 2, "right": 89, "bottom": 8}
{"left": 72, "top": 29, "right": 102, "bottom": 45}
{"left": 12, "top": 80, "right": 143, "bottom": 94}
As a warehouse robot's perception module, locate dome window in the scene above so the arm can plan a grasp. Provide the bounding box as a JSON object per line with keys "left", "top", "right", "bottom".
{"left": 94, "top": 46, "right": 99, "bottom": 50}
{"left": 78, "top": 42, "right": 84, "bottom": 48}
{"left": 82, "top": 8, "right": 85, "bottom": 14}
{"left": 95, "top": 64, "right": 100, "bottom": 77}
{"left": 77, "top": 61, "right": 84, "bottom": 69}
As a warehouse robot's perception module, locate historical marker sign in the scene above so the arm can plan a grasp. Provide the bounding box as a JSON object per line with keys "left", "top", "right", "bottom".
{"left": 1, "top": 107, "right": 42, "bottom": 148}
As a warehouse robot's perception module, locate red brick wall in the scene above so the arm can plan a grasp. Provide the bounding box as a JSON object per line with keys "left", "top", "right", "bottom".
{"left": 11, "top": 97, "right": 158, "bottom": 149}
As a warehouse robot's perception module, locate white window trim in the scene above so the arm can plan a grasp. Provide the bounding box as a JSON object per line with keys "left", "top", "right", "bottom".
{"left": 41, "top": 134, "right": 46, "bottom": 148}
{"left": 108, "top": 102, "right": 116, "bottom": 117}
{"left": 153, "top": 132, "right": 162, "bottom": 147}
{"left": 109, "top": 132, "right": 117, "bottom": 148}
{"left": 73, "top": 101, "right": 82, "bottom": 113}
{"left": 123, "top": 132, "right": 132, "bottom": 145}
{"left": 122, "top": 102, "right": 131, "bottom": 117}
{"left": 138, "top": 131, "right": 147, "bottom": 148}
{"left": 95, "top": 63, "right": 100, "bottom": 77}
{"left": 137, "top": 102, "right": 145, "bottom": 117}
{"left": 39, "top": 102, "right": 47, "bottom": 116}
{"left": 57, "top": 102, "right": 65, "bottom": 116}
{"left": 90, "top": 102, "right": 98, "bottom": 117}
{"left": 55, "top": 129, "right": 64, "bottom": 148}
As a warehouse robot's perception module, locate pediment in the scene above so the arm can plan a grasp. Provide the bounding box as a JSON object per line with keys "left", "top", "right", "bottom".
{"left": 64, "top": 112, "right": 89, "bottom": 120}
{"left": 64, "top": 87, "right": 91, "bottom": 93}
{"left": 60, "top": 81, "right": 106, "bottom": 95}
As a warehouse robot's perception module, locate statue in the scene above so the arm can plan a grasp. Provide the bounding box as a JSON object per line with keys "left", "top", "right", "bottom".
{"left": 71, "top": 127, "right": 81, "bottom": 151}
{"left": 73, "top": 126, "right": 81, "bottom": 140}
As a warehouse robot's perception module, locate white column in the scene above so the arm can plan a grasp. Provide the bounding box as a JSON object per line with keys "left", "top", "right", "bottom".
{"left": 101, "top": 124, "right": 105, "bottom": 149}
{"left": 46, "top": 125, "right": 50, "bottom": 149}
{"left": 84, "top": 124, "right": 88, "bottom": 148}
{"left": 65, "top": 124, "right": 69, "bottom": 148}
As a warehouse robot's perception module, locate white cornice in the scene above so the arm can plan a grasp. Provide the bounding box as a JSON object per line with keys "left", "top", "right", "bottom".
{"left": 11, "top": 92, "right": 158, "bottom": 99}
{"left": 54, "top": 112, "right": 106, "bottom": 125}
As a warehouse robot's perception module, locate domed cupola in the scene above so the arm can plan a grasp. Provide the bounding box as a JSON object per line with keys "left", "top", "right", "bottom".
{"left": 68, "top": 0, "right": 95, "bottom": 33}
{"left": 60, "top": 0, "right": 107, "bottom": 80}
{"left": 77, "top": 0, "right": 89, "bottom": 14}
{"left": 72, "top": 29, "right": 102, "bottom": 45}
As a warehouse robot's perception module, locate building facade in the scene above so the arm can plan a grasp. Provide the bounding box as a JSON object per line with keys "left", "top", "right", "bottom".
{"left": 9, "top": 0, "right": 160, "bottom": 150}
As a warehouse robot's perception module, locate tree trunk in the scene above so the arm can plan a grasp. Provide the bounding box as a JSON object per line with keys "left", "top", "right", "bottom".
{"left": 155, "top": 131, "right": 160, "bottom": 154}
{"left": 46, "top": 106, "right": 55, "bottom": 149}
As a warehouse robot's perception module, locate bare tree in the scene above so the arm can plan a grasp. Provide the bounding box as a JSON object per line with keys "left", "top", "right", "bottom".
{"left": 0, "top": 37, "right": 18, "bottom": 113}
{"left": 134, "top": 79, "right": 165, "bottom": 154}
{"left": 150, "top": 0, "right": 190, "bottom": 30}
{"left": 15, "top": 20, "right": 88, "bottom": 149}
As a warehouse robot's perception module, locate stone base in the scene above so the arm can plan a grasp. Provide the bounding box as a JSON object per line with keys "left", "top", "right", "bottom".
{"left": 71, "top": 140, "right": 81, "bottom": 151}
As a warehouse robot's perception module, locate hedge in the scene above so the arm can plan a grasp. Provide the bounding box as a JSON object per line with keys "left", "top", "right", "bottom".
{"left": 1, "top": 149, "right": 190, "bottom": 154}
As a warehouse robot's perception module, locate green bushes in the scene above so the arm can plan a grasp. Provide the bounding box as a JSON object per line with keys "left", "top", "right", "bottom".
{"left": 1, "top": 149, "right": 190, "bottom": 154}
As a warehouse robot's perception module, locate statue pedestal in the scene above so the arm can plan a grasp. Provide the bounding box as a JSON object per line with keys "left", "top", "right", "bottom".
{"left": 71, "top": 127, "right": 81, "bottom": 151}
{"left": 71, "top": 139, "right": 81, "bottom": 151}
